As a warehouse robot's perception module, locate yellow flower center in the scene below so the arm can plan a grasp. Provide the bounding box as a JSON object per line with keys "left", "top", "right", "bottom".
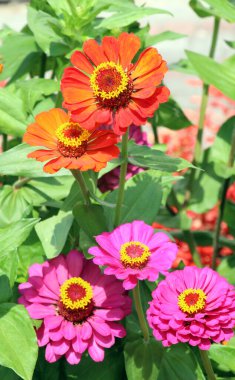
{"left": 178, "top": 288, "right": 206, "bottom": 314}
{"left": 90, "top": 61, "right": 129, "bottom": 100}
{"left": 120, "top": 241, "right": 150, "bottom": 269}
{"left": 56, "top": 122, "right": 90, "bottom": 148}
{"left": 56, "top": 122, "right": 91, "bottom": 158}
{"left": 60, "top": 277, "right": 93, "bottom": 310}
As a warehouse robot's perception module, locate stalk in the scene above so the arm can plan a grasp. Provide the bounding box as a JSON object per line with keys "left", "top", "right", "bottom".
{"left": 114, "top": 129, "right": 129, "bottom": 227}
{"left": 71, "top": 170, "right": 91, "bottom": 206}
{"left": 133, "top": 282, "right": 149, "bottom": 342}
{"left": 199, "top": 350, "right": 216, "bottom": 380}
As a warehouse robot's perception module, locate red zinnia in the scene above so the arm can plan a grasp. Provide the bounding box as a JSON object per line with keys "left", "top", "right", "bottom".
{"left": 23, "top": 108, "right": 119, "bottom": 174}
{"left": 61, "top": 33, "right": 169, "bottom": 135}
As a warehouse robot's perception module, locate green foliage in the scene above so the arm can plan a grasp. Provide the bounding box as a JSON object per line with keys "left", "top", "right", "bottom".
{"left": 186, "top": 50, "right": 235, "bottom": 100}
{"left": 0, "top": 304, "right": 38, "bottom": 380}
{"left": 157, "top": 98, "right": 192, "bottom": 130}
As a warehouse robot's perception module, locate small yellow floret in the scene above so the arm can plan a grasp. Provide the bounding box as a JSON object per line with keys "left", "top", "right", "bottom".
{"left": 120, "top": 241, "right": 150, "bottom": 267}
{"left": 56, "top": 122, "right": 90, "bottom": 148}
{"left": 90, "top": 61, "right": 128, "bottom": 100}
{"left": 178, "top": 288, "right": 206, "bottom": 314}
{"left": 60, "top": 277, "right": 93, "bottom": 310}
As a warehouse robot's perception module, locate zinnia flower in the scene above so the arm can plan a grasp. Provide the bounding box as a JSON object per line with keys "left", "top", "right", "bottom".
{"left": 23, "top": 108, "right": 119, "bottom": 173}
{"left": 89, "top": 220, "right": 178, "bottom": 290}
{"left": 18, "top": 250, "right": 131, "bottom": 364}
{"left": 147, "top": 266, "right": 235, "bottom": 350}
{"left": 61, "top": 33, "right": 169, "bottom": 135}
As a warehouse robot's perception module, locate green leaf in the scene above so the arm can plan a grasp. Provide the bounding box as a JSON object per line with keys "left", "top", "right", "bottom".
{"left": 209, "top": 344, "right": 235, "bottom": 373}
{"left": 0, "top": 276, "right": 12, "bottom": 303}
{"left": 226, "top": 40, "right": 235, "bottom": 49}
{"left": 210, "top": 116, "right": 235, "bottom": 178}
{"left": 0, "top": 250, "right": 18, "bottom": 288}
{"left": 190, "top": 0, "right": 212, "bottom": 18}
{"left": 28, "top": 7, "right": 68, "bottom": 56}
{"left": 201, "top": 0, "right": 235, "bottom": 22}
{"left": 97, "top": 5, "right": 172, "bottom": 29}
{"left": 0, "top": 88, "right": 27, "bottom": 137}
{"left": 35, "top": 210, "right": 73, "bottom": 258}
{"left": 16, "top": 79, "right": 59, "bottom": 112}
{"left": 0, "top": 31, "right": 39, "bottom": 81}
{"left": 0, "top": 143, "right": 70, "bottom": 177}
{"left": 217, "top": 255, "right": 235, "bottom": 285}
{"left": 145, "top": 31, "right": 186, "bottom": 46}
{"left": 128, "top": 142, "right": 195, "bottom": 172}
{"left": 186, "top": 50, "right": 235, "bottom": 100}
{"left": 73, "top": 204, "right": 108, "bottom": 239}
{"left": 124, "top": 339, "right": 205, "bottom": 380}
{"left": 157, "top": 98, "right": 192, "bottom": 130}
{"left": 0, "top": 186, "right": 30, "bottom": 227}
{"left": 0, "top": 304, "right": 38, "bottom": 380}
{"left": 0, "top": 219, "right": 39, "bottom": 255}
{"left": 104, "top": 170, "right": 162, "bottom": 228}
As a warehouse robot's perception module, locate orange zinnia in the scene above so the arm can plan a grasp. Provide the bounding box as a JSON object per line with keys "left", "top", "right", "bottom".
{"left": 61, "top": 32, "right": 169, "bottom": 135}
{"left": 23, "top": 108, "right": 119, "bottom": 174}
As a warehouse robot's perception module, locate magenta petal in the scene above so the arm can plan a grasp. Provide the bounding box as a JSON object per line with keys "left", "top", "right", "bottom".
{"left": 66, "top": 250, "right": 84, "bottom": 278}
{"left": 45, "top": 343, "right": 61, "bottom": 363}
{"left": 65, "top": 349, "right": 82, "bottom": 365}
{"left": 27, "top": 304, "right": 55, "bottom": 319}
{"left": 88, "top": 338, "right": 105, "bottom": 362}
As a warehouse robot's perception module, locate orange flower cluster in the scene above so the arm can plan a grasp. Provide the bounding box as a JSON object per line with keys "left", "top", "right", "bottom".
{"left": 24, "top": 33, "right": 169, "bottom": 174}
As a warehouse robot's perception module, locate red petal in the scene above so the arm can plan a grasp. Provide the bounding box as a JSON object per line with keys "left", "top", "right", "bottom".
{"left": 134, "top": 62, "right": 167, "bottom": 89}
{"left": 132, "top": 87, "right": 157, "bottom": 99}
{"left": 83, "top": 39, "right": 107, "bottom": 66}
{"left": 134, "top": 87, "right": 170, "bottom": 116}
{"left": 102, "top": 36, "right": 119, "bottom": 63}
{"left": 118, "top": 32, "right": 141, "bottom": 69}
{"left": 87, "top": 130, "right": 118, "bottom": 150}
{"left": 71, "top": 51, "right": 94, "bottom": 74}
{"left": 61, "top": 67, "right": 90, "bottom": 90}
{"left": 132, "top": 48, "right": 163, "bottom": 80}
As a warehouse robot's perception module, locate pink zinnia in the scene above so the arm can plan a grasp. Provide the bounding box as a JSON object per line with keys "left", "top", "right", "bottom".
{"left": 147, "top": 266, "right": 235, "bottom": 350}
{"left": 89, "top": 220, "right": 178, "bottom": 290}
{"left": 18, "top": 250, "right": 131, "bottom": 364}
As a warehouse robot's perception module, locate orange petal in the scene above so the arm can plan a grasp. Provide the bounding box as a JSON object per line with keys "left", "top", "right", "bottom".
{"left": 132, "top": 87, "right": 157, "bottom": 99}
{"left": 102, "top": 36, "right": 119, "bottom": 63}
{"left": 87, "top": 130, "right": 118, "bottom": 150}
{"left": 132, "top": 48, "right": 163, "bottom": 80}
{"left": 28, "top": 149, "right": 59, "bottom": 162}
{"left": 134, "top": 62, "right": 167, "bottom": 89}
{"left": 61, "top": 67, "right": 90, "bottom": 90}
{"left": 83, "top": 39, "right": 107, "bottom": 66}
{"left": 133, "top": 87, "right": 170, "bottom": 116}
{"left": 62, "top": 87, "right": 93, "bottom": 104}
{"left": 23, "top": 132, "right": 57, "bottom": 149}
{"left": 126, "top": 105, "right": 146, "bottom": 125}
{"left": 43, "top": 156, "right": 69, "bottom": 174}
{"left": 118, "top": 32, "right": 141, "bottom": 69}
{"left": 71, "top": 50, "right": 94, "bottom": 74}
{"left": 35, "top": 108, "right": 68, "bottom": 133}
{"left": 88, "top": 146, "right": 120, "bottom": 163}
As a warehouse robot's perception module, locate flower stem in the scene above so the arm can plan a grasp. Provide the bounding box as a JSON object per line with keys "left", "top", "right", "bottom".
{"left": 114, "top": 129, "right": 129, "bottom": 227}
{"left": 211, "top": 129, "right": 235, "bottom": 269}
{"left": 186, "top": 17, "right": 220, "bottom": 202}
{"left": 199, "top": 350, "right": 216, "bottom": 380}
{"left": 71, "top": 170, "right": 91, "bottom": 206}
{"left": 133, "top": 282, "right": 149, "bottom": 342}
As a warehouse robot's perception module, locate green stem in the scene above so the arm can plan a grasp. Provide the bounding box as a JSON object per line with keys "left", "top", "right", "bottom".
{"left": 13, "top": 177, "right": 32, "bottom": 190}
{"left": 2, "top": 133, "right": 7, "bottom": 152}
{"left": 114, "top": 129, "right": 129, "bottom": 227}
{"left": 39, "top": 53, "right": 47, "bottom": 78}
{"left": 186, "top": 17, "right": 220, "bottom": 201}
{"left": 199, "top": 350, "right": 216, "bottom": 380}
{"left": 71, "top": 170, "right": 91, "bottom": 206}
{"left": 133, "top": 283, "right": 149, "bottom": 342}
{"left": 183, "top": 230, "right": 202, "bottom": 267}
{"left": 211, "top": 129, "right": 235, "bottom": 269}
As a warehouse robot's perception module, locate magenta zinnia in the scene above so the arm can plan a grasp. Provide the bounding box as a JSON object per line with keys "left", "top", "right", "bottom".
{"left": 89, "top": 220, "right": 178, "bottom": 290}
{"left": 18, "top": 250, "right": 131, "bottom": 364}
{"left": 147, "top": 266, "right": 235, "bottom": 350}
